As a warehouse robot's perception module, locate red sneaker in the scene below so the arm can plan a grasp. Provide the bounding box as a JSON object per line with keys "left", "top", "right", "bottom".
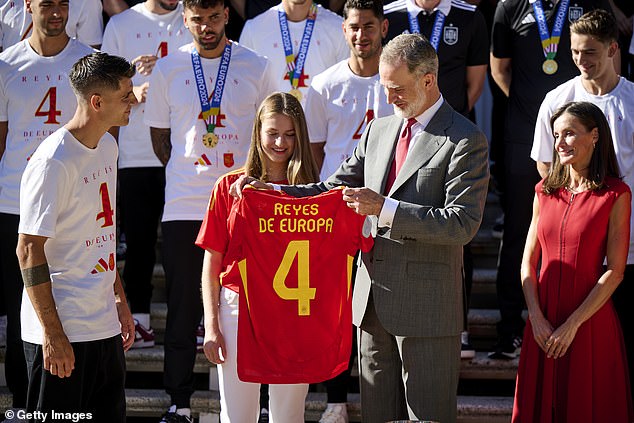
{"left": 132, "top": 320, "right": 155, "bottom": 349}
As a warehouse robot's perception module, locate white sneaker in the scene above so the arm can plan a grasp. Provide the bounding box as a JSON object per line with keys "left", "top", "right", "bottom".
{"left": 319, "top": 403, "right": 348, "bottom": 423}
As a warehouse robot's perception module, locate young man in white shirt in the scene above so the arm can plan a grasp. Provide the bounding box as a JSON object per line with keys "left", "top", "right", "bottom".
{"left": 239, "top": 0, "right": 349, "bottom": 104}
{"left": 101, "top": 0, "right": 191, "bottom": 350}
{"left": 16, "top": 51, "right": 136, "bottom": 421}
{"left": 144, "top": 0, "right": 277, "bottom": 420}
{"left": 531, "top": 9, "right": 634, "bottom": 401}
{"left": 0, "top": 0, "right": 103, "bottom": 51}
{"left": 0, "top": 0, "right": 94, "bottom": 410}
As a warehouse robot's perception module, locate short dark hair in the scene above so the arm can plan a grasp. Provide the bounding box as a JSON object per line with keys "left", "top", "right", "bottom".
{"left": 543, "top": 101, "right": 621, "bottom": 194}
{"left": 69, "top": 52, "right": 135, "bottom": 98}
{"left": 343, "top": 0, "right": 384, "bottom": 20}
{"left": 183, "top": 0, "right": 225, "bottom": 9}
{"left": 570, "top": 9, "right": 618, "bottom": 44}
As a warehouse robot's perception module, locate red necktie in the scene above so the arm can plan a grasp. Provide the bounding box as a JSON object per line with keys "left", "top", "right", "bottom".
{"left": 384, "top": 118, "right": 417, "bottom": 194}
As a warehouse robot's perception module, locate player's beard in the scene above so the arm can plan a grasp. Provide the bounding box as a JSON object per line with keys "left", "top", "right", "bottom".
{"left": 43, "top": 17, "right": 68, "bottom": 37}
{"left": 159, "top": 1, "right": 179, "bottom": 11}
{"left": 197, "top": 27, "right": 225, "bottom": 52}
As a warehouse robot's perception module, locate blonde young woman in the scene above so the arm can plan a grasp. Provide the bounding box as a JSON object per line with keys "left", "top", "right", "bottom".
{"left": 195, "top": 92, "right": 320, "bottom": 422}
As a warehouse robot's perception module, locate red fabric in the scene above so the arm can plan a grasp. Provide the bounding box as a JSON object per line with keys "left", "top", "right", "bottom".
{"left": 512, "top": 177, "right": 634, "bottom": 423}
{"left": 384, "top": 118, "right": 417, "bottom": 194}
{"left": 228, "top": 187, "right": 373, "bottom": 384}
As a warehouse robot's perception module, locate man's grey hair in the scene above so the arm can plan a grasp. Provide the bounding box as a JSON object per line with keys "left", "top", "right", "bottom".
{"left": 380, "top": 33, "right": 438, "bottom": 77}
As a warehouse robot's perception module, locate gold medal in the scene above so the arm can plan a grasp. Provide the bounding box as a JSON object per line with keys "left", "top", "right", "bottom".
{"left": 542, "top": 59, "right": 558, "bottom": 75}
{"left": 202, "top": 132, "right": 219, "bottom": 148}
{"left": 289, "top": 88, "right": 302, "bottom": 101}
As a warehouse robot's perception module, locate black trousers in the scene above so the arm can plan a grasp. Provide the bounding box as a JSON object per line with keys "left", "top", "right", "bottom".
{"left": 0, "top": 212, "right": 28, "bottom": 407}
{"left": 494, "top": 144, "right": 540, "bottom": 339}
{"left": 119, "top": 167, "right": 165, "bottom": 314}
{"left": 24, "top": 336, "right": 126, "bottom": 422}
{"left": 614, "top": 264, "right": 634, "bottom": 404}
{"left": 162, "top": 220, "right": 204, "bottom": 408}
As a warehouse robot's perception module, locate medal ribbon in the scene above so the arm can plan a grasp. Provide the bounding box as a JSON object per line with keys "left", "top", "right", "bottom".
{"left": 408, "top": 9, "right": 445, "bottom": 51}
{"left": 278, "top": 3, "right": 317, "bottom": 90}
{"left": 531, "top": 0, "right": 570, "bottom": 60}
{"left": 190, "top": 41, "right": 232, "bottom": 133}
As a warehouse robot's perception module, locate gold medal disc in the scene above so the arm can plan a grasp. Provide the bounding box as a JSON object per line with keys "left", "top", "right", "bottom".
{"left": 203, "top": 132, "right": 219, "bottom": 148}
{"left": 542, "top": 59, "right": 558, "bottom": 75}
{"left": 289, "top": 88, "right": 303, "bottom": 101}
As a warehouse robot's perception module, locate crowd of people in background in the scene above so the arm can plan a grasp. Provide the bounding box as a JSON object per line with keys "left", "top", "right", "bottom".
{"left": 0, "top": 0, "right": 634, "bottom": 422}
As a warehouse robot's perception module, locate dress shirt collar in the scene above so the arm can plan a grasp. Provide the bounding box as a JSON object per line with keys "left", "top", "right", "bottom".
{"left": 406, "top": 0, "right": 452, "bottom": 17}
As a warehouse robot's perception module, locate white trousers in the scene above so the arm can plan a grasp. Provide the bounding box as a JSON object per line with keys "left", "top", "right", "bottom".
{"left": 218, "top": 288, "right": 309, "bottom": 423}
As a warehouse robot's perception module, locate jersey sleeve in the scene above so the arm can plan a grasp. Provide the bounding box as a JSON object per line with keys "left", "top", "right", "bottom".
{"left": 238, "top": 20, "right": 256, "bottom": 51}
{"left": 0, "top": 64, "right": 9, "bottom": 122}
{"left": 18, "top": 158, "right": 69, "bottom": 238}
{"left": 531, "top": 93, "right": 556, "bottom": 163}
{"left": 466, "top": 10, "right": 489, "bottom": 66}
{"left": 195, "top": 175, "right": 235, "bottom": 254}
{"left": 304, "top": 79, "right": 328, "bottom": 143}
{"left": 144, "top": 60, "right": 171, "bottom": 128}
{"left": 100, "top": 18, "right": 119, "bottom": 55}
{"left": 74, "top": 0, "right": 104, "bottom": 46}
{"left": 257, "top": 57, "right": 279, "bottom": 107}
{"left": 490, "top": 1, "right": 513, "bottom": 59}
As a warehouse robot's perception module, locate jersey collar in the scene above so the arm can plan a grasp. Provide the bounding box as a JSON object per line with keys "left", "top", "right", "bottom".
{"left": 406, "top": 0, "right": 452, "bottom": 17}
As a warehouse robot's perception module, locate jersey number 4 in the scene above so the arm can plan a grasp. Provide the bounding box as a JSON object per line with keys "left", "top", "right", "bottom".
{"left": 96, "top": 182, "right": 115, "bottom": 228}
{"left": 35, "top": 87, "right": 61, "bottom": 124}
{"left": 274, "top": 240, "right": 316, "bottom": 316}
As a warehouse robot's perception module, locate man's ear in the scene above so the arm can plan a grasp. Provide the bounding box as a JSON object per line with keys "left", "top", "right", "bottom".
{"left": 25, "top": 0, "right": 33, "bottom": 14}
{"left": 90, "top": 94, "right": 102, "bottom": 112}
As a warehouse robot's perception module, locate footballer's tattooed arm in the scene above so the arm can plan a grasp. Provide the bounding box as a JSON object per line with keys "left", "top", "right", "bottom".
{"left": 151, "top": 127, "right": 172, "bottom": 165}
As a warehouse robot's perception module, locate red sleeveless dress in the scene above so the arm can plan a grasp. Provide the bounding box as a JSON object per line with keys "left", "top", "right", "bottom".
{"left": 512, "top": 177, "right": 633, "bottom": 423}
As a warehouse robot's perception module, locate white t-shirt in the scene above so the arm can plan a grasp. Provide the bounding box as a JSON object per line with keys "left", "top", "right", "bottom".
{"left": 19, "top": 128, "right": 121, "bottom": 344}
{"left": 304, "top": 60, "right": 393, "bottom": 180}
{"left": 0, "top": 38, "right": 95, "bottom": 215}
{"left": 0, "top": 0, "right": 103, "bottom": 50}
{"left": 239, "top": 3, "right": 348, "bottom": 105}
{"left": 144, "top": 42, "right": 277, "bottom": 221}
{"left": 531, "top": 76, "right": 634, "bottom": 264}
{"left": 101, "top": 3, "right": 191, "bottom": 169}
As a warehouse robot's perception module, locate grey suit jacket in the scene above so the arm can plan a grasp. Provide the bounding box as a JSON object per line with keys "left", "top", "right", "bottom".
{"left": 284, "top": 101, "right": 489, "bottom": 337}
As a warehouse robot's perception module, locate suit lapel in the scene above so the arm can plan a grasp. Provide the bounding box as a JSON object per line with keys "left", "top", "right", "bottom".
{"left": 388, "top": 102, "right": 453, "bottom": 196}
{"left": 372, "top": 116, "right": 403, "bottom": 194}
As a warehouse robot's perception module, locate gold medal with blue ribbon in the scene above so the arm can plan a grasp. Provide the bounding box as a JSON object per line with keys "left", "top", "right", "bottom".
{"left": 531, "top": 0, "right": 570, "bottom": 75}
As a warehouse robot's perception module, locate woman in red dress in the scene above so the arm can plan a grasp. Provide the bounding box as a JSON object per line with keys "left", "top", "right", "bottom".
{"left": 513, "top": 101, "right": 634, "bottom": 422}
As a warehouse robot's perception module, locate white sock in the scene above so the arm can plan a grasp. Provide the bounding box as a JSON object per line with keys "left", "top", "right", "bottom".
{"left": 132, "top": 313, "right": 150, "bottom": 329}
{"left": 176, "top": 407, "right": 191, "bottom": 417}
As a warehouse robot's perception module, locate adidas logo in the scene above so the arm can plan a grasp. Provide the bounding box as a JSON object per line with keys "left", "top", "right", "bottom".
{"left": 521, "top": 13, "right": 536, "bottom": 25}
{"left": 91, "top": 253, "right": 115, "bottom": 274}
{"left": 194, "top": 154, "right": 212, "bottom": 166}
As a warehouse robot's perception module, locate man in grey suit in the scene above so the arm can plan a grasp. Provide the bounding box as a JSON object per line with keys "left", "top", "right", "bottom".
{"left": 236, "top": 33, "right": 489, "bottom": 423}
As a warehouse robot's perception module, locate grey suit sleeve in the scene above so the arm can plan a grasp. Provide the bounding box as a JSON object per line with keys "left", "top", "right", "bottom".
{"left": 389, "top": 129, "right": 489, "bottom": 245}
{"left": 281, "top": 117, "right": 371, "bottom": 196}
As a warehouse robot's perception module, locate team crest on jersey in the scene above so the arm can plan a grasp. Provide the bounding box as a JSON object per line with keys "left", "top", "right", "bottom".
{"left": 444, "top": 26, "right": 458, "bottom": 45}
{"left": 224, "top": 153, "right": 235, "bottom": 168}
{"left": 568, "top": 7, "right": 583, "bottom": 22}
{"left": 90, "top": 253, "right": 115, "bottom": 274}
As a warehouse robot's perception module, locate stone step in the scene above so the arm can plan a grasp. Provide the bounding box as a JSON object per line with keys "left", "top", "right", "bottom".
{"left": 0, "top": 386, "right": 513, "bottom": 422}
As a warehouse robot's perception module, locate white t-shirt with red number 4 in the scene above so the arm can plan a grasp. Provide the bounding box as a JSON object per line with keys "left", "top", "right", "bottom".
{"left": 101, "top": 2, "right": 191, "bottom": 169}
{"left": 19, "top": 128, "right": 121, "bottom": 344}
{"left": 0, "top": 38, "right": 95, "bottom": 215}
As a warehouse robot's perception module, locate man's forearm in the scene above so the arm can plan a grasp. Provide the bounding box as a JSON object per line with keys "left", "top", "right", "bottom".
{"left": 150, "top": 127, "right": 172, "bottom": 165}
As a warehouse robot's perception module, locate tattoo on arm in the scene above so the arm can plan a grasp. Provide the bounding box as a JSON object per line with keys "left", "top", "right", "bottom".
{"left": 150, "top": 127, "right": 172, "bottom": 166}
{"left": 22, "top": 263, "right": 50, "bottom": 287}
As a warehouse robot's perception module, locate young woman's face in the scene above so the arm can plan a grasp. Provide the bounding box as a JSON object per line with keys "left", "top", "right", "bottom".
{"left": 260, "top": 113, "right": 296, "bottom": 168}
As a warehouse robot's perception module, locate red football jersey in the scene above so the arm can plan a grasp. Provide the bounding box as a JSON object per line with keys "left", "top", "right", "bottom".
{"left": 228, "top": 187, "right": 373, "bottom": 384}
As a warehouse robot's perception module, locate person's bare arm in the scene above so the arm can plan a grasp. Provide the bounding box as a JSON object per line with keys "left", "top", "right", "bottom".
{"left": 201, "top": 249, "right": 226, "bottom": 364}
{"left": 536, "top": 161, "right": 550, "bottom": 179}
{"left": 310, "top": 142, "right": 325, "bottom": 173}
{"left": 102, "top": 0, "right": 129, "bottom": 16}
{"left": 465, "top": 64, "right": 487, "bottom": 112}
{"left": 16, "top": 234, "right": 75, "bottom": 378}
{"left": 114, "top": 271, "right": 134, "bottom": 351}
{"left": 150, "top": 127, "right": 171, "bottom": 166}
{"left": 490, "top": 54, "right": 512, "bottom": 97}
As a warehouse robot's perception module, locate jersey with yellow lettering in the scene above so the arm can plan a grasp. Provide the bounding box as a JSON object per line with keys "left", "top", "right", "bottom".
{"left": 229, "top": 187, "right": 372, "bottom": 384}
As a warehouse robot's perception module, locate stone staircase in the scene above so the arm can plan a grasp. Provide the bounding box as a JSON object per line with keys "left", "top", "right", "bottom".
{"left": 0, "top": 191, "right": 520, "bottom": 422}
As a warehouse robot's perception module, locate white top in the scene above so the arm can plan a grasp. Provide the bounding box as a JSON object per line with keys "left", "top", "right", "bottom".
{"left": 101, "top": 3, "right": 191, "bottom": 169}
{"left": 531, "top": 76, "right": 634, "bottom": 264}
{"left": 19, "top": 128, "right": 121, "bottom": 344}
{"left": 304, "top": 60, "right": 393, "bottom": 180}
{"left": 0, "top": 38, "right": 95, "bottom": 215}
{"left": 144, "top": 42, "right": 277, "bottom": 221}
{"left": 0, "top": 0, "right": 103, "bottom": 50}
{"left": 239, "top": 3, "right": 348, "bottom": 105}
